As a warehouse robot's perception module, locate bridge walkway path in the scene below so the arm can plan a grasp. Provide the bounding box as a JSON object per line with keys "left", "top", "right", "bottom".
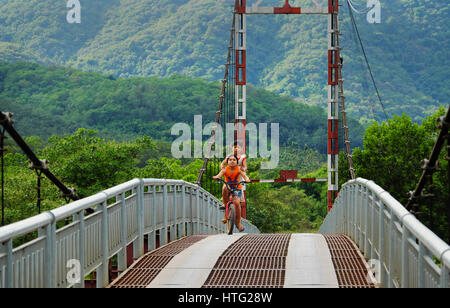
{"left": 108, "top": 233, "right": 376, "bottom": 288}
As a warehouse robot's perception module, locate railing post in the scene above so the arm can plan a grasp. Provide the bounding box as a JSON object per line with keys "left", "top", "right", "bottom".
{"left": 118, "top": 192, "right": 127, "bottom": 272}
{"left": 359, "top": 186, "right": 363, "bottom": 244}
{"left": 145, "top": 185, "right": 151, "bottom": 252}
{"left": 418, "top": 242, "right": 424, "bottom": 288}
{"left": 44, "top": 212, "right": 56, "bottom": 288}
{"left": 162, "top": 184, "right": 168, "bottom": 246}
{"left": 378, "top": 200, "right": 385, "bottom": 286}
{"left": 150, "top": 185, "right": 156, "bottom": 250}
{"left": 216, "top": 201, "right": 220, "bottom": 233}
{"left": 187, "top": 187, "right": 192, "bottom": 236}
{"left": 364, "top": 186, "right": 370, "bottom": 258}
{"left": 441, "top": 263, "right": 449, "bottom": 288}
{"left": 401, "top": 226, "right": 410, "bottom": 288}
{"left": 213, "top": 199, "right": 216, "bottom": 233}
{"left": 207, "top": 196, "right": 211, "bottom": 234}
{"left": 354, "top": 184, "right": 358, "bottom": 242}
{"left": 97, "top": 200, "right": 109, "bottom": 288}
{"left": 349, "top": 185, "right": 352, "bottom": 235}
{"left": 199, "top": 190, "right": 203, "bottom": 234}
{"left": 344, "top": 186, "right": 348, "bottom": 234}
{"left": 137, "top": 180, "right": 144, "bottom": 257}
{"left": 202, "top": 191, "right": 206, "bottom": 234}
{"left": 337, "top": 188, "right": 342, "bottom": 234}
{"left": 182, "top": 184, "right": 186, "bottom": 237}
{"left": 3, "top": 239, "right": 13, "bottom": 288}
{"left": 359, "top": 186, "right": 364, "bottom": 249}
{"left": 76, "top": 211, "right": 85, "bottom": 288}
{"left": 348, "top": 185, "right": 351, "bottom": 237}
{"left": 171, "top": 184, "right": 177, "bottom": 242}
{"left": 339, "top": 187, "right": 344, "bottom": 233}
{"left": 213, "top": 200, "right": 216, "bottom": 233}
{"left": 388, "top": 208, "right": 394, "bottom": 288}
{"left": 196, "top": 188, "right": 200, "bottom": 235}
{"left": 131, "top": 187, "right": 137, "bottom": 258}
{"left": 351, "top": 185, "right": 355, "bottom": 239}
{"left": 331, "top": 196, "right": 336, "bottom": 233}
{"left": 370, "top": 191, "right": 375, "bottom": 260}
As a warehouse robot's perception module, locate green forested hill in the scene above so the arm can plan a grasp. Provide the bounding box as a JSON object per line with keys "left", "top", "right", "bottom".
{"left": 0, "top": 61, "right": 365, "bottom": 151}
{"left": 0, "top": 0, "right": 447, "bottom": 123}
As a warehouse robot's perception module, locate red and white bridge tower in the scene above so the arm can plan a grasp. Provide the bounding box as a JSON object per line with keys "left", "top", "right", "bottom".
{"left": 234, "top": 0, "right": 341, "bottom": 211}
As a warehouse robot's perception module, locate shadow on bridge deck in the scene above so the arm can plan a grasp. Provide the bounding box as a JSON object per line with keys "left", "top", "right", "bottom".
{"left": 108, "top": 234, "right": 376, "bottom": 288}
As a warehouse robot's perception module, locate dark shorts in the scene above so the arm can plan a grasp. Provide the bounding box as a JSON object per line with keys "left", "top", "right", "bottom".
{"left": 231, "top": 189, "right": 242, "bottom": 198}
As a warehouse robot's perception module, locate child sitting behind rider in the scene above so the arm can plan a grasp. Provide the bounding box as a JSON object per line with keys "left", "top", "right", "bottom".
{"left": 221, "top": 141, "right": 247, "bottom": 172}
{"left": 213, "top": 155, "right": 250, "bottom": 232}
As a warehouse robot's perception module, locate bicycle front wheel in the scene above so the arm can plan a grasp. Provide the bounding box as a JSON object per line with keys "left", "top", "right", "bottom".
{"left": 226, "top": 204, "right": 235, "bottom": 235}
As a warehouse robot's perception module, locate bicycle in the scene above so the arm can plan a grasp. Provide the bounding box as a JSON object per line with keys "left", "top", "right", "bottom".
{"left": 215, "top": 179, "right": 248, "bottom": 235}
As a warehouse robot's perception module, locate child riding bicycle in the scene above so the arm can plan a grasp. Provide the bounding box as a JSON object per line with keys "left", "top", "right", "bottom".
{"left": 213, "top": 154, "right": 250, "bottom": 232}
{"left": 220, "top": 141, "right": 247, "bottom": 205}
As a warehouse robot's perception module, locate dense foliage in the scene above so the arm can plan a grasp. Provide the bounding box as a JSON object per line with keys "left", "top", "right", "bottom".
{"left": 0, "top": 61, "right": 364, "bottom": 151}
{"left": 1, "top": 129, "right": 329, "bottom": 234}
{"left": 0, "top": 0, "right": 447, "bottom": 122}
{"left": 2, "top": 129, "right": 145, "bottom": 224}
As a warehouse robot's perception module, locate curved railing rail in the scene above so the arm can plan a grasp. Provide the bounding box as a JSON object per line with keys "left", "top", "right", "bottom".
{"left": 319, "top": 178, "right": 450, "bottom": 288}
{"left": 0, "top": 178, "right": 259, "bottom": 288}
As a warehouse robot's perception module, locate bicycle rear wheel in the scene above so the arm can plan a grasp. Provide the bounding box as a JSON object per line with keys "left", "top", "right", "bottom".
{"left": 226, "top": 204, "right": 235, "bottom": 235}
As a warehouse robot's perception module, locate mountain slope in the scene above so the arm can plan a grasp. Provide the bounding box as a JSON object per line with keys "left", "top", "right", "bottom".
{"left": 0, "top": 61, "right": 366, "bottom": 150}
{"left": 0, "top": 0, "right": 448, "bottom": 122}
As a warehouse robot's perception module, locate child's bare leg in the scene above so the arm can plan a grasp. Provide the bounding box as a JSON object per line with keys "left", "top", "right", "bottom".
{"left": 222, "top": 184, "right": 229, "bottom": 206}
{"left": 233, "top": 196, "right": 243, "bottom": 230}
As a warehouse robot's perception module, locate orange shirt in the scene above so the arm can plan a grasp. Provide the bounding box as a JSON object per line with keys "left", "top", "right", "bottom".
{"left": 224, "top": 166, "right": 242, "bottom": 190}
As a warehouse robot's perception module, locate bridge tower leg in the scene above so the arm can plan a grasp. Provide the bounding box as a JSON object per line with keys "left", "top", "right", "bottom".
{"left": 235, "top": 0, "right": 247, "bottom": 218}
{"left": 327, "top": 0, "right": 340, "bottom": 211}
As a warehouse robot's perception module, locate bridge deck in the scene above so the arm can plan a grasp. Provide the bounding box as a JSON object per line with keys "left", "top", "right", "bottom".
{"left": 108, "top": 234, "right": 375, "bottom": 288}
{"left": 284, "top": 234, "right": 338, "bottom": 288}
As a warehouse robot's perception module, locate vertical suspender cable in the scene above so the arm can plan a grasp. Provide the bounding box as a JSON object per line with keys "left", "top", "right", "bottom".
{"left": 35, "top": 170, "right": 43, "bottom": 214}
{"left": 196, "top": 13, "right": 236, "bottom": 188}
{"left": 336, "top": 6, "right": 355, "bottom": 180}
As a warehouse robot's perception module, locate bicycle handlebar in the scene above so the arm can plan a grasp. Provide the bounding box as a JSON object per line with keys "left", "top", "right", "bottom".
{"left": 213, "top": 178, "right": 249, "bottom": 191}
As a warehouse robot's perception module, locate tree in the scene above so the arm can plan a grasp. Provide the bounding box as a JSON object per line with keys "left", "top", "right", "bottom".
{"left": 247, "top": 185, "right": 324, "bottom": 233}
{"left": 42, "top": 128, "right": 155, "bottom": 197}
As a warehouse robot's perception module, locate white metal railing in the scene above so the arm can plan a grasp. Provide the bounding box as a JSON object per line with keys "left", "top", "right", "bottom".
{"left": 319, "top": 178, "right": 450, "bottom": 288}
{"left": 0, "top": 178, "right": 259, "bottom": 288}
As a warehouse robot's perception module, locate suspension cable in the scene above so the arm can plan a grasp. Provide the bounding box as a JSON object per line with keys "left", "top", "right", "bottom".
{"left": 0, "top": 112, "right": 78, "bottom": 202}
{"left": 196, "top": 12, "right": 236, "bottom": 187}
{"left": 346, "top": 0, "right": 389, "bottom": 121}
{"left": 347, "top": 0, "right": 372, "bottom": 15}
{"left": 336, "top": 12, "right": 356, "bottom": 180}
{"left": 344, "top": 2, "right": 376, "bottom": 118}
{"left": 34, "top": 169, "right": 43, "bottom": 214}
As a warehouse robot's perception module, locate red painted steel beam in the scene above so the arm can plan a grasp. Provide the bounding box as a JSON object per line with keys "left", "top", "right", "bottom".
{"left": 274, "top": 0, "right": 301, "bottom": 14}
{"left": 251, "top": 178, "right": 327, "bottom": 183}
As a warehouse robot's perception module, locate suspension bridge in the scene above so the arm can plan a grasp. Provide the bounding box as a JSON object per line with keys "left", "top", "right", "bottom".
{"left": 0, "top": 0, "right": 449, "bottom": 288}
